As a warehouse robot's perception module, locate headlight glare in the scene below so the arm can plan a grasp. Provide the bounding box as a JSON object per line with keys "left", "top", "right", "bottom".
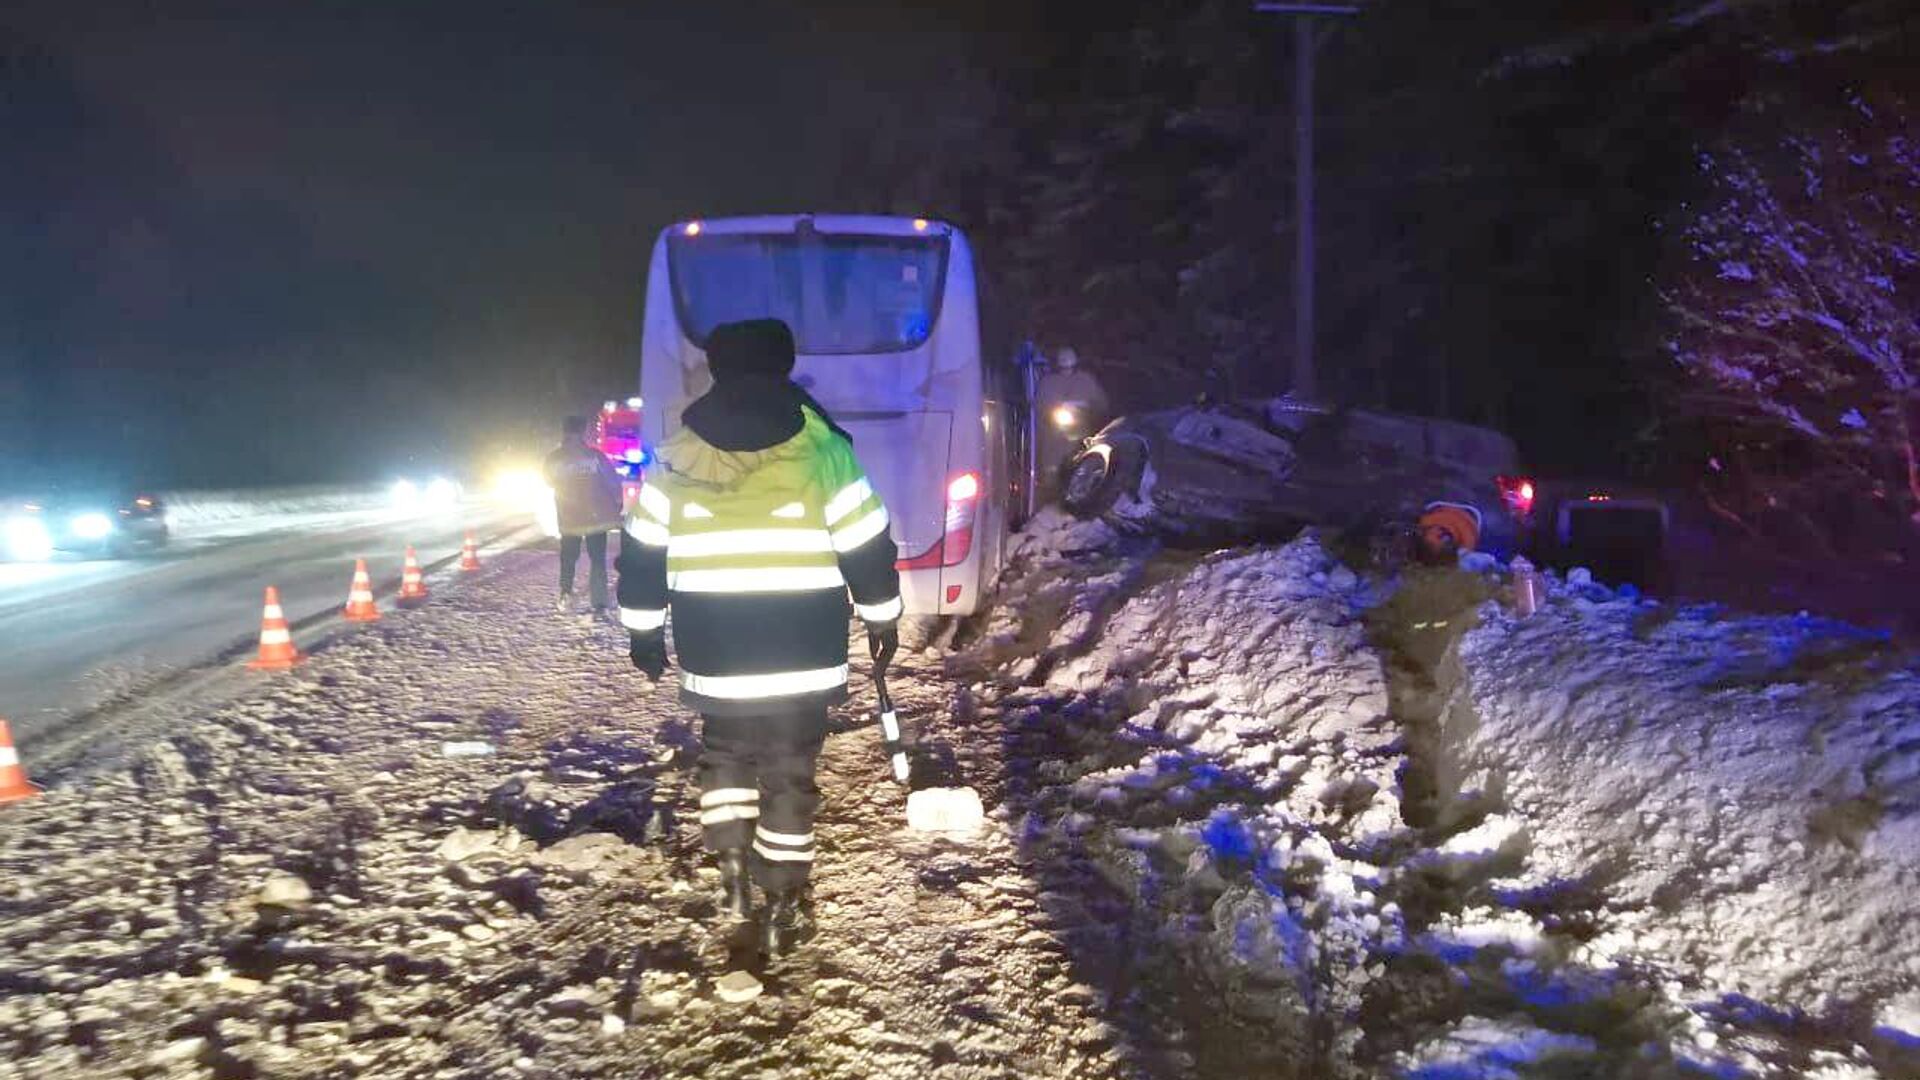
{"left": 3, "top": 516, "right": 54, "bottom": 561}
{"left": 71, "top": 513, "right": 115, "bottom": 540}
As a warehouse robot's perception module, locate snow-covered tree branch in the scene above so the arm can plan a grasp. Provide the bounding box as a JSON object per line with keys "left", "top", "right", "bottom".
{"left": 1665, "top": 88, "right": 1920, "bottom": 547}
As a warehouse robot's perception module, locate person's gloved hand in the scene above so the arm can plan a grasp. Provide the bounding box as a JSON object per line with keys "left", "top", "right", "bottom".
{"left": 867, "top": 621, "right": 900, "bottom": 664}
{"left": 629, "top": 630, "right": 667, "bottom": 682}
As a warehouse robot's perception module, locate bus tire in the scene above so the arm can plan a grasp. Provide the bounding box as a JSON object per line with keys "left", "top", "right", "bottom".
{"left": 1061, "top": 441, "right": 1144, "bottom": 519}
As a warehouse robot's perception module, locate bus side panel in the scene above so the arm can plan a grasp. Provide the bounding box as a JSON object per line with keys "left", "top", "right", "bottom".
{"left": 837, "top": 414, "right": 951, "bottom": 557}
{"left": 638, "top": 236, "right": 703, "bottom": 448}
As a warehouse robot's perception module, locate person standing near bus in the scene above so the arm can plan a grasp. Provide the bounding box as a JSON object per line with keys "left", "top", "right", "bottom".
{"left": 1036, "top": 346, "right": 1112, "bottom": 488}
{"left": 618, "top": 317, "right": 902, "bottom": 956}
{"left": 543, "top": 414, "right": 624, "bottom": 614}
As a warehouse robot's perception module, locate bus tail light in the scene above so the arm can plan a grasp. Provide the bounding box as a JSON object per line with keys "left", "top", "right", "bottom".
{"left": 895, "top": 471, "right": 981, "bottom": 572}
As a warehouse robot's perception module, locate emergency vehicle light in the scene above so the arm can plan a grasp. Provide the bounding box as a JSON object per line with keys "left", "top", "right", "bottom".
{"left": 1496, "top": 475, "right": 1536, "bottom": 517}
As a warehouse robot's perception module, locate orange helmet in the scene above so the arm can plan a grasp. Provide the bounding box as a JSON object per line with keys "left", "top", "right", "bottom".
{"left": 1417, "top": 501, "right": 1482, "bottom": 554}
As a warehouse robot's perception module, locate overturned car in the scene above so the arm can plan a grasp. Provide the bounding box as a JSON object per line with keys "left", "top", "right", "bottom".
{"left": 1058, "top": 399, "right": 1529, "bottom": 559}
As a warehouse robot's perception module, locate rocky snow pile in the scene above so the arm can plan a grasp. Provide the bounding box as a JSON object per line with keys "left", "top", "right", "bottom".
{"left": 1455, "top": 573, "right": 1920, "bottom": 1068}
{"left": 967, "top": 510, "right": 1920, "bottom": 1077}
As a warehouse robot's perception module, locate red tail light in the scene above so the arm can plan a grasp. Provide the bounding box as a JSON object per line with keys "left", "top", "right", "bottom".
{"left": 1496, "top": 475, "right": 1536, "bottom": 517}
{"left": 895, "top": 471, "right": 981, "bottom": 571}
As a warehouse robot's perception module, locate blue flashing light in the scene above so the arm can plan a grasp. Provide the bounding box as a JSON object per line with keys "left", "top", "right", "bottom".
{"left": 624, "top": 447, "right": 646, "bottom": 464}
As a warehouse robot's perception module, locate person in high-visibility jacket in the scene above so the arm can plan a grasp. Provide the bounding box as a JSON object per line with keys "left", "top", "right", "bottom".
{"left": 617, "top": 317, "right": 901, "bottom": 956}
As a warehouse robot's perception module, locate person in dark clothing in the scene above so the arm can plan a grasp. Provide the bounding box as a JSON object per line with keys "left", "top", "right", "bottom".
{"left": 543, "top": 414, "right": 625, "bottom": 613}
{"left": 617, "top": 318, "right": 902, "bottom": 956}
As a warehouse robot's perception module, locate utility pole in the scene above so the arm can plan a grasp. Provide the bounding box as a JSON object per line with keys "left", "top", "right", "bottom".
{"left": 1255, "top": 3, "right": 1358, "bottom": 401}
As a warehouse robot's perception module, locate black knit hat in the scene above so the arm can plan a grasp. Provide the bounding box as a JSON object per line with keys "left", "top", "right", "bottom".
{"left": 706, "top": 319, "right": 796, "bottom": 384}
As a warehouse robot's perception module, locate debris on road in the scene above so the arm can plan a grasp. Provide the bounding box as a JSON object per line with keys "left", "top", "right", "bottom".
{"left": 714, "top": 970, "right": 764, "bottom": 1004}
{"left": 905, "top": 787, "right": 985, "bottom": 835}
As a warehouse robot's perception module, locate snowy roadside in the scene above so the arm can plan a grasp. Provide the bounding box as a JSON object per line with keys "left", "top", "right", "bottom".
{"left": 0, "top": 547, "right": 1144, "bottom": 1080}
{"left": 4, "top": 510, "right": 1919, "bottom": 1078}
{"left": 164, "top": 487, "right": 437, "bottom": 544}
{"left": 160, "top": 487, "right": 385, "bottom": 532}
{"left": 951, "top": 510, "right": 1920, "bottom": 1077}
{"left": 1453, "top": 574, "right": 1920, "bottom": 1072}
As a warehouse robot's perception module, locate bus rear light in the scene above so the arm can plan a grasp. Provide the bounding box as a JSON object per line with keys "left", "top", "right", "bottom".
{"left": 942, "top": 471, "right": 979, "bottom": 566}
{"left": 895, "top": 540, "right": 943, "bottom": 571}
{"left": 946, "top": 585, "right": 962, "bottom": 605}
{"left": 894, "top": 471, "right": 982, "bottom": 571}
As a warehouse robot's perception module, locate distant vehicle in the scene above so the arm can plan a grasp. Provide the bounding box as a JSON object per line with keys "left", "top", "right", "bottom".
{"left": 0, "top": 489, "right": 170, "bottom": 561}
{"left": 1060, "top": 399, "right": 1530, "bottom": 558}
{"left": 593, "top": 397, "right": 649, "bottom": 479}
{"left": 639, "top": 214, "right": 1011, "bottom": 616}
{"left": 388, "top": 475, "right": 464, "bottom": 514}
{"left": 1527, "top": 478, "right": 1672, "bottom": 592}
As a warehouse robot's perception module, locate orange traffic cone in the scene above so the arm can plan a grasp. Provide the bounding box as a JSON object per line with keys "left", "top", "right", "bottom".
{"left": 343, "top": 559, "right": 381, "bottom": 622}
{"left": 459, "top": 535, "right": 481, "bottom": 573}
{"left": 247, "top": 586, "right": 304, "bottom": 670}
{"left": 397, "top": 546, "right": 430, "bottom": 607}
{"left": 0, "top": 719, "right": 41, "bottom": 804}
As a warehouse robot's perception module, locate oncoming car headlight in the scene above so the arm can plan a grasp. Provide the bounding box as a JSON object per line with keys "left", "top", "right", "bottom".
{"left": 3, "top": 516, "right": 54, "bottom": 561}
{"left": 1050, "top": 405, "right": 1079, "bottom": 430}
{"left": 70, "top": 512, "right": 115, "bottom": 540}
{"left": 424, "top": 477, "right": 461, "bottom": 510}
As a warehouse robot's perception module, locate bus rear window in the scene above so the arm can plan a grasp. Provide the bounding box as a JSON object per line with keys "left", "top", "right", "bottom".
{"left": 667, "top": 232, "right": 948, "bottom": 355}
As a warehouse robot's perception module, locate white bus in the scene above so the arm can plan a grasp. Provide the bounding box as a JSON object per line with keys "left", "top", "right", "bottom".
{"left": 638, "top": 214, "right": 1011, "bottom": 616}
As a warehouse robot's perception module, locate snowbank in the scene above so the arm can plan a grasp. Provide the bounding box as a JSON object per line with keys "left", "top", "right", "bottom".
{"left": 976, "top": 511, "right": 1406, "bottom": 1069}
{"left": 1456, "top": 579, "right": 1920, "bottom": 1045}
{"left": 160, "top": 486, "right": 391, "bottom": 538}
{"left": 978, "top": 514, "right": 1918, "bottom": 1075}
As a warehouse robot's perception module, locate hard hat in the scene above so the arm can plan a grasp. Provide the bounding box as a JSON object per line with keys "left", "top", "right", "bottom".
{"left": 1055, "top": 347, "right": 1080, "bottom": 371}
{"left": 1417, "top": 502, "right": 1482, "bottom": 554}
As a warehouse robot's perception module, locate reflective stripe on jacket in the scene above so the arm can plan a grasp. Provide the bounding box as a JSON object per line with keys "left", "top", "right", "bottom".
{"left": 615, "top": 408, "right": 901, "bottom": 717}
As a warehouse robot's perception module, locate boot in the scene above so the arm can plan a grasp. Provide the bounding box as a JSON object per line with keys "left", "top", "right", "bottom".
{"left": 715, "top": 849, "right": 753, "bottom": 921}
{"left": 759, "top": 886, "right": 816, "bottom": 957}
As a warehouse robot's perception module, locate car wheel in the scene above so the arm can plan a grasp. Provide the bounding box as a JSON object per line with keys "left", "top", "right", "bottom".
{"left": 1061, "top": 440, "right": 1144, "bottom": 519}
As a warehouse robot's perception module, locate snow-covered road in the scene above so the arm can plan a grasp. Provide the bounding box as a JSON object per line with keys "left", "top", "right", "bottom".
{"left": 1, "top": 513, "right": 1917, "bottom": 1078}
{"left": 0, "top": 493, "right": 525, "bottom": 774}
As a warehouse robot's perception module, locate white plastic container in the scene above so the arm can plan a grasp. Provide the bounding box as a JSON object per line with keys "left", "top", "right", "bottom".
{"left": 1510, "top": 557, "right": 1542, "bottom": 617}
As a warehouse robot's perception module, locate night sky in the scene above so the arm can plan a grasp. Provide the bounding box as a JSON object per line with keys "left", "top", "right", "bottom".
{"left": 2, "top": 2, "right": 1023, "bottom": 487}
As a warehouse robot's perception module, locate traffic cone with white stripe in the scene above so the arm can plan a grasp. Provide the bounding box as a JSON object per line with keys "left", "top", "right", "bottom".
{"left": 246, "top": 586, "right": 304, "bottom": 670}
{"left": 0, "top": 720, "right": 41, "bottom": 804}
{"left": 459, "top": 535, "right": 481, "bottom": 573}
{"left": 396, "top": 546, "right": 429, "bottom": 607}
{"left": 343, "top": 559, "right": 381, "bottom": 622}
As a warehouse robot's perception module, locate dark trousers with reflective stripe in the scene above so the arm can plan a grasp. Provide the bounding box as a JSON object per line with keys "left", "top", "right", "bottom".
{"left": 697, "top": 707, "right": 827, "bottom": 891}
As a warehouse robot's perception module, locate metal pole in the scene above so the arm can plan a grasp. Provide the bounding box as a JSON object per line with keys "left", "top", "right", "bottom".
{"left": 1019, "top": 342, "right": 1039, "bottom": 523}
{"left": 1293, "top": 17, "right": 1316, "bottom": 401}
{"left": 1255, "top": 4, "right": 1356, "bottom": 401}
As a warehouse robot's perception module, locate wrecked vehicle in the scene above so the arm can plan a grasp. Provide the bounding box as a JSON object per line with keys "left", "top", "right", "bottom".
{"left": 1058, "top": 398, "right": 1529, "bottom": 558}
{"left": 1527, "top": 477, "right": 1673, "bottom": 593}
